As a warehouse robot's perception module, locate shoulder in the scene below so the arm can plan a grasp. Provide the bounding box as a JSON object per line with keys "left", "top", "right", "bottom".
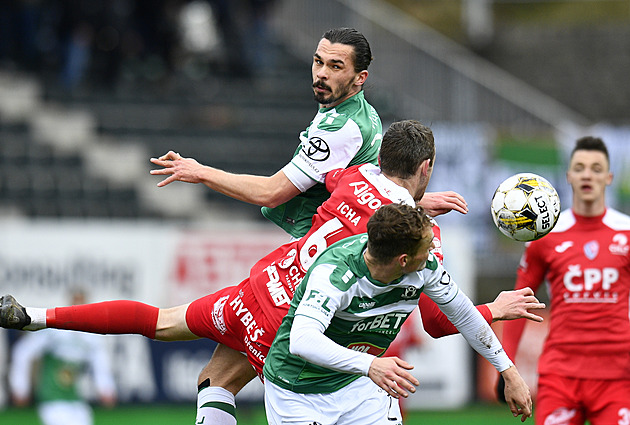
{"left": 550, "top": 209, "right": 576, "bottom": 233}
{"left": 603, "top": 208, "right": 630, "bottom": 231}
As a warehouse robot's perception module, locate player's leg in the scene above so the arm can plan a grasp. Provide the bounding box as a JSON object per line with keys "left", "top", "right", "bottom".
{"left": 155, "top": 304, "right": 198, "bottom": 340}
{"left": 38, "top": 401, "right": 93, "bottom": 425}
{"left": 196, "top": 344, "right": 257, "bottom": 425}
{"left": 264, "top": 379, "right": 337, "bottom": 425}
{"left": 535, "top": 374, "right": 585, "bottom": 425}
{"left": 0, "top": 294, "right": 196, "bottom": 341}
{"left": 337, "top": 378, "right": 402, "bottom": 425}
{"left": 584, "top": 378, "right": 630, "bottom": 425}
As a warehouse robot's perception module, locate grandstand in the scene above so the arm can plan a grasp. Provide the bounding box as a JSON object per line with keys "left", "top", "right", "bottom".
{"left": 1, "top": 0, "right": 629, "bottom": 415}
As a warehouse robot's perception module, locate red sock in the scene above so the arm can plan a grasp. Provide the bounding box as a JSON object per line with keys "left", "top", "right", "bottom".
{"left": 46, "top": 301, "right": 159, "bottom": 339}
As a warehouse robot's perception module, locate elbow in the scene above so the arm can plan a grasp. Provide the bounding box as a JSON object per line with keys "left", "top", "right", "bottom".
{"left": 261, "top": 197, "right": 284, "bottom": 209}
{"left": 259, "top": 190, "right": 292, "bottom": 209}
{"left": 288, "top": 334, "right": 301, "bottom": 357}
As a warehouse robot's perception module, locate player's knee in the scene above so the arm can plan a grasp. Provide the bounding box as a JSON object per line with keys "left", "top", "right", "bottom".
{"left": 155, "top": 305, "right": 197, "bottom": 341}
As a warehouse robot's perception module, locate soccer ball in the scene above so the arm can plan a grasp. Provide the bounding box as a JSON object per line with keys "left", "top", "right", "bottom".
{"left": 491, "top": 173, "right": 561, "bottom": 242}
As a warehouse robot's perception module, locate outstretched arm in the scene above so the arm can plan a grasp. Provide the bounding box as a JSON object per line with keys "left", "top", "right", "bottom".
{"left": 418, "top": 191, "right": 468, "bottom": 217}
{"left": 150, "top": 151, "right": 301, "bottom": 208}
{"left": 419, "top": 288, "right": 545, "bottom": 338}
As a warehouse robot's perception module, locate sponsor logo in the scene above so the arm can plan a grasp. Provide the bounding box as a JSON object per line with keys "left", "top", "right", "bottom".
{"left": 347, "top": 342, "right": 386, "bottom": 356}
{"left": 554, "top": 241, "right": 573, "bottom": 253}
{"left": 543, "top": 407, "right": 577, "bottom": 425}
{"left": 211, "top": 295, "right": 230, "bottom": 335}
{"left": 348, "top": 181, "right": 383, "bottom": 210}
{"left": 304, "top": 289, "right": 331, "bottom": 312}
{"left": 358, "top": 301, "right": 376, "bottom": 309}
{"left": 229, "top": 294, "right": 266, "bottom": 342}
{"left": 277, "top": 249, "right": 297, "bottom": 269}
{"left": 264, "top": 264, "right": 291, "bottom": 307}
{"left": 303, "top": 137, "right": 330, "bottom": 161}
{"left": 610, "top": 234, "right": 630, "bottom": 256}
{"left": 563, "top": 264, "right": 620, "bottom": 303}
{"left": 350, "top": 312, "right": 407, "bottom": 334}
{"left": 440, "top": 271, "right": 452, "bottom": 285}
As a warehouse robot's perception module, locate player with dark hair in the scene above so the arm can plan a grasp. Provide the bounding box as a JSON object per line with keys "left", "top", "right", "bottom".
{"left": 149, "top": 27, "right": 465, "bottom": 421}
{"left": 149, "top": 27, "right": 467, "bottom": 237}
{"left": 0, "top": 120, "right": 541, "bottom": 424}
{"left": 263, "top": 203, "right": 533, "bottom": 424}
{"left": 499, "top": 136, "right": 630, "bottom": 424}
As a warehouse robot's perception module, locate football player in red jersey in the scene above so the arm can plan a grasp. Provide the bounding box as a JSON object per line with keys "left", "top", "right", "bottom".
{"left": 500, "top": 137, "right": 630, "bottom": 425}
{"left": 1, "top": 121, "right": 544, "bottom": 425}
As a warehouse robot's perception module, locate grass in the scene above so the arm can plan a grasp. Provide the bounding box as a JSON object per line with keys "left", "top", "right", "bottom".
{"left": 0, "top": 402, "right": 536, "bottom": 425}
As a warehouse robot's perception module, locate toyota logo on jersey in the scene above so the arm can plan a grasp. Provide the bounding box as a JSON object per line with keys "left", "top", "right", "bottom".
{"left": 304, "top": 137, "right": 330, "bottom": 161}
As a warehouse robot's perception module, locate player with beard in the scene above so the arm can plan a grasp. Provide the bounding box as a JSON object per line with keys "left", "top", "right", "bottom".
{"left": 146, "top": 27, "right": 467, "bottom": 423}
{"left": 149, "top": 27, "right": 467, "bottom": 236}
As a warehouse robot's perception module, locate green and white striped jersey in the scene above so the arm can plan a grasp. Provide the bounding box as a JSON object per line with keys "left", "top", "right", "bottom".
{"left": 263, "top": 233, "right": 457, "bottom": 394}
{"left": 262, "top": 91, "right": 382, "bottom": 238}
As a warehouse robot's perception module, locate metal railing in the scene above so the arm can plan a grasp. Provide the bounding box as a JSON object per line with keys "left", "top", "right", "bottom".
{"left": 269, "top": 0, "right": 591, "bottom": 131}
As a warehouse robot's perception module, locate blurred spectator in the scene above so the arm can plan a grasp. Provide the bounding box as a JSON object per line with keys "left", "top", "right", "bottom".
{"left": 8, "top": 290, "right": 116, "bottom": 425}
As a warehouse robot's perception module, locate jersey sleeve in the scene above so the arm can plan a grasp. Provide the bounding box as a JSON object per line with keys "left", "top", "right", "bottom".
{"left": 289, "top": 314, "right": 374, "bottom": 376}
{"left": 418, "top": 293, "right": 492, "bottom": 338}
{"left": 285, "top": 118, "right": 363, "bottom": 188}
{"left": 293, "top": 263, "right": 348, "bottom": 328}
{"left": 422, "top": 265, "right": 512, "bottom": 372}
{"left": 290, "top": 262, "right": 375, "bottom": 375}
{"left": 501, "top": 241, "right": 547, "bottom": 360}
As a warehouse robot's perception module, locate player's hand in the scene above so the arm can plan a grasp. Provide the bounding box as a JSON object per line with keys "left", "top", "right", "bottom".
{"left": 150, "top": 151, "right": 204, "bottom": 187}
{"left": 487, "top": 288, "right": 545, "bottom": 322}
{"left": 417, "top": 191, "right": 468, "bottom": 217}
{"left": 500, "top": 366, "right": 532, "bottom": 422}
{"left": 367, "top": 356, "right": 419, "bottom": 399}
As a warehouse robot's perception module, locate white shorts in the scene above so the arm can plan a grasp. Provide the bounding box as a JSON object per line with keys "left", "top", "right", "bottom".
{"left": 264, "top": 376, "right": 402, "bottom": 425}
{"left": 38, "top": 400, "right": 93, "bottom": 425}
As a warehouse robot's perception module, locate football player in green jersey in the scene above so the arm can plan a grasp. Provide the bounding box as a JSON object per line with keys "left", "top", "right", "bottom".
{"left": 263, "top": 203, "right": 532, "bottom": 424}
{"left": 149, "top": 27, "right": 467, "bottom": 235}
{"left": 149, "top": 27, "right": 468, "bottom": 424}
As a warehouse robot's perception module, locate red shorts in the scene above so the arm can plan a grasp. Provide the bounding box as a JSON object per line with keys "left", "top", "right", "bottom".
{"left": 185, "top": 279, "right": 281, "bottom": 377}
{"left": 536, "top": 374, "right": 630, "bottom": 425}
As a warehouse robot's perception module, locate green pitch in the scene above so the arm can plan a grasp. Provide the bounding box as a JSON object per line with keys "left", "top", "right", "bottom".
{"left": 0, "top": 403, "right": 547, "bottom": 424}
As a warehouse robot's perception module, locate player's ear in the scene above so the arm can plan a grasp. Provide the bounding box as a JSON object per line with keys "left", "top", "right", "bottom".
{"left": 354, "top": 70, "right": 368, "bottom": 87}
{"left": 421, "top": 159, "right": 431, "bottom": 176}
{"left": 606, "top": 171, "right": 613, "bottom": 186}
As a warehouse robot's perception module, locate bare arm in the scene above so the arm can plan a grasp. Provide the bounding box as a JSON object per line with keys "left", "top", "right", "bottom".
{"left": 418, "top": 191, "right": 468, "bottom": 217}
{"left": 419, "top": 288, "right": 545, "bottom": 338}
{"left": 150, "top": 151, "right": 301, "bottom": 208}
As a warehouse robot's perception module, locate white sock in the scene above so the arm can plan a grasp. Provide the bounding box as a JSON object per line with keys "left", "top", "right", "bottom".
{"left": 23, "top": 307, "right": 47, "bottom": 331}
{"left": 196, "top": 386, "right": 237, "bottom": 425}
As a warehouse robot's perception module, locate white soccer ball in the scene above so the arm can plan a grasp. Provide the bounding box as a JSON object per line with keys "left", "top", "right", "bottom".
{"left": 491, "top": 173, "right": 561, "bottom": 242}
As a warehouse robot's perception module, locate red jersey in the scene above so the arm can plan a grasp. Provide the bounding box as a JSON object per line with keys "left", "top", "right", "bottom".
{"left": 502, "top": 208, "right": 630, "bottom": 380}
{"left": 249, "top": 163, "right": 436, "bottom": 329}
